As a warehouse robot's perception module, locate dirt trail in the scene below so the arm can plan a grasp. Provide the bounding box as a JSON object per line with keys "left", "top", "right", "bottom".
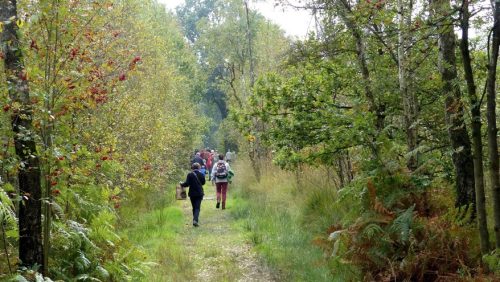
{"left": 178, "top": 185, "right": 275, "bottom": 282}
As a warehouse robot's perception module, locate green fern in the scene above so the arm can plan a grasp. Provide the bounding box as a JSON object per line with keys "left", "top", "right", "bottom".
{"left": 0, "top": 185, "right": 16, "bottom": 229}
{"left": 389, "top": 205, "right": 415, "bottom": 243}
{"left": 483, "top": 250, "right": 500, "bottom": 275}
{"left": 362, "top": 223, "right": 385, "bottom": 240}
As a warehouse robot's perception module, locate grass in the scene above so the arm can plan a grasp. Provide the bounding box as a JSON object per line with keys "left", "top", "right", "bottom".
{"left": 119, "top": 160, "right": 358, "bottom": 281}
{"left": 230, "top": 161, "right": 337, "bottom": 281}
{"left": 121, "top": 180, "right": 275, "bottom": 281}
{"left": 122, "top": 201, "right": 196, "bottom": 281}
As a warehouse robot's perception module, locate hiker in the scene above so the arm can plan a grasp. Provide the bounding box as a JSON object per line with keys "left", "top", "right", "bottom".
{"left": 211, "top": 154, "right": 230, "bottom": 209}
{"left": 180, "top": 162, "right": 206, "bottom": 227}
{"left": 191, "top": 152, "right": 205, "bottom": 167}
{"left": 200, "top": 148, "right": 210, "bottom": 162}
{"left": 206, "top": 150, "right": 214, "bottom": 179}
{"left": 225, "top": 149, "right": 233, "bottom": 163}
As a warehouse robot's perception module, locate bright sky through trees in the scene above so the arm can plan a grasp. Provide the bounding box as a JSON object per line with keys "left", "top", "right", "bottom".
{"left": 158, "top": 0, "right": 313, "bottom": 38}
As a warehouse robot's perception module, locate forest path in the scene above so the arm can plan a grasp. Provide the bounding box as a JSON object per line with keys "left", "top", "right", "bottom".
{"left": 178, "top": 182, "right": 275, "bottom": 282}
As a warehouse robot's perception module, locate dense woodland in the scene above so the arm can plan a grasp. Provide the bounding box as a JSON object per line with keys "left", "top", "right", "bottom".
{"left": 0, "top": 0, "right": 500, "bottom": 281}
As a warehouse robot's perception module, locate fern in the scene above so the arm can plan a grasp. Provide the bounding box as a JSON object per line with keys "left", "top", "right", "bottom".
{"left": 483, "top": 250, "right": 500, "bottom": 275}
{"left": 362, "top": 223, "right": 385, "bottom": 240}
{"left": 390, "top": 205, "right": 415, "bottom": 243}
{"left": 0, "top": 186, "right": 16, "bottom": 228}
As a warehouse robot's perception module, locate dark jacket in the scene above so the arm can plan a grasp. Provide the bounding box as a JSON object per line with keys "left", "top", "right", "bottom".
{"left": 181, "top": 170, "right": 205, "bottom": 197}
{"left": 191, "top": 156, "right": 205, "bottom": 167}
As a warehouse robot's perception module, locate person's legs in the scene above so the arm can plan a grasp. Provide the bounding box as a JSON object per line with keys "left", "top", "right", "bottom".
{"left": 216, "top": 182, "right": 222, "bottom": 208}
{"left": 190, "top": 196, "right": 203, "bottom": 226}
{"left": 220, "top": 182, "right": 228, "bottom": 209}
{"left": 190, "top": 197, "right": 195, "bottom": 217}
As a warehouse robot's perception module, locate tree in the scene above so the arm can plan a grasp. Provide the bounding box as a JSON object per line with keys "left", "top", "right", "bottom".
{"left": 486, "top": 0, "right": 500, "bottom": 248}
{"left": 398, "top": 0, "right": 419, "bottom": 171}
{"left": 0, "top": 0, "right": 43, "bottom": 270}
{"left": 431, "top": 0, "right": 475, "bottom": 212}
{"left": 459, "top": 0, "right": 490, "bottom": 253}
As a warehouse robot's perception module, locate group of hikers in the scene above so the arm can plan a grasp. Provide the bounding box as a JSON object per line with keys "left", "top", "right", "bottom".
{"left": 179, "top": 148, "right": 235, "bottom": 227}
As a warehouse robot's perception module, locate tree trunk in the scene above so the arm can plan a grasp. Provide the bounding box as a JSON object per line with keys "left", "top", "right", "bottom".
{"left": 486, "top": 0, "right": 500, "bottom": 248}
{"left": 398, "top": 0, "right": 419, "bottom": 171}
{"left": 244, "top": 0, "right": 255, "bottom": 88}
{"left": 351, "top": 28, "right": 384, "bottom": 132}
{"left": 337, "top": 150, "right": 353, "bottom": 188}
{"left": 337, "top": 157, "right": 346, "bottom": 188}
{"left": 244, "top": 1, "right": 263, "bottom": 182}
{"left": 337, "top": 0, "right": 385, "bottom": 162}
{"left": 459, "top": 0, "right": 490, "bottom": 253}
{"left": 431, "top": 0, "right": 476, "bottom": 212}
{"left": 0, "top": 0, "right": 44, "bottom": 270}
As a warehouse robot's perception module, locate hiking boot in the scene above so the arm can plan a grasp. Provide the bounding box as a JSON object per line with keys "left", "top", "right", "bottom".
{"left": 216, "top": 202, "right": 220, "bottom": 209}
{"left": 222, "top": 202, "right": 226, "bottom": 210}
{"left": 193, "top": 220, "right": 199, "bottom": 227}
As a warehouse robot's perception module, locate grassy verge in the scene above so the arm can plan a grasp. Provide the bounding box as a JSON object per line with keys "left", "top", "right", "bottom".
{"left": 121, "top": 196, "right": 196, "bottom": 281}
{"left": 230, "top": 161, "right": 336, "bottom": 281}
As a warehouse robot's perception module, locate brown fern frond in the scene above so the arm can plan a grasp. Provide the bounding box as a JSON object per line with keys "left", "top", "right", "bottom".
{"left": 367, "top": 179, "right": 376, "bottom": 205}
{"left": 367, "top": 179, "right": 395, "bottom": 218}
{"left": 374, "top": 200, "right": 395, "bottom": 218}
{"left": 326, "top": 224, "right": 342, "bottom": 234}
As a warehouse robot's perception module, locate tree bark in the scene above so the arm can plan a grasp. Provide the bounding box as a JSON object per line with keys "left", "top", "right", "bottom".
{"left": 459, "top": 0, "right": 490, "bottom": 253}
{"left": 486, "top": 0, "right": 500, "bottom": 248}
{"left": 0, "top": 0, "right": 44, "bottom": 270}
{"left": 244, "top": 0, "right": 255, "bottom": 88}
{"left": 431, "top": 0, "right": 476, "bottom": 212}
{"left": 244, "top": 1, "right": 263, "bottom": 182}
{"left": 337, "top": 0, "right": 385, "bottom": 161}
{"left": 398, "top": 0, "right": 419, "bottom": 171}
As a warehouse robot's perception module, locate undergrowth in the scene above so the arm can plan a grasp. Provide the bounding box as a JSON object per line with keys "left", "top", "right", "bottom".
{"left": 231, "top": 159, "right": 496, "bottom": 281}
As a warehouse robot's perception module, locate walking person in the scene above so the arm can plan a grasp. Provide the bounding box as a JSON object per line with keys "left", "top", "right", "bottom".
{"left": 206, "top": 150, "right": 214, "bottom": 179}
{"left": 211, "top": 154, "right": 230, "bottom": 209}
{"left": 191, "top": 152, "right": 205, "bottom": 167}
{"left": 180, "top": 163, "right": 206, "bottom": 227}
{"left": 225, "top": 149, "right": 233, "bottom": 163}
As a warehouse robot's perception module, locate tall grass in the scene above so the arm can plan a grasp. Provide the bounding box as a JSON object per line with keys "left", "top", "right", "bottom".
{"left": 122, "top": 196, "right": 196, "bottom": 281}
{"left": 230, "top": 160, "right": 345, "bottom": 281}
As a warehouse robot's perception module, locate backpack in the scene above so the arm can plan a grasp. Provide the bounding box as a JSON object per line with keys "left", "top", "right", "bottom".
{"left": 215, "top": 162, "right": 228, "bottom": 179}
{"left": 206, "top": 155, "right": 212, "bottom": 168}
